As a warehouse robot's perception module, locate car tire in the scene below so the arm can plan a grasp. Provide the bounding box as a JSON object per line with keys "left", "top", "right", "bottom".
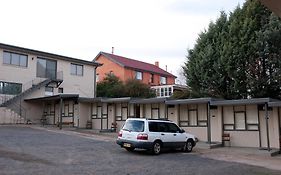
{"left": 152, "top": 141, "right": 162, "bottom": 155}
{"left": 125, "top": 147, "right": 135, "bottom": 152}
{"left": 183, "top": 140, "right": 193, "bottom": 153}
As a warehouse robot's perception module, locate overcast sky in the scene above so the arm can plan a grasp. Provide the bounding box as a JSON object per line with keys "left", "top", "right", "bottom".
{"left": 0, "top": 0, "right": 245, "bottom": 83}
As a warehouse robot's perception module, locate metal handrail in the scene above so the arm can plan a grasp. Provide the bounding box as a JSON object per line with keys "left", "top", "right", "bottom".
{"left": 22, "top": 77, "right": 48, "bottom": 92}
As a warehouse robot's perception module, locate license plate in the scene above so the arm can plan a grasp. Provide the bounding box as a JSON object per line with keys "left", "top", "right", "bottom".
{"left": 123, "top": 143, "right": 131, "bottom": 148}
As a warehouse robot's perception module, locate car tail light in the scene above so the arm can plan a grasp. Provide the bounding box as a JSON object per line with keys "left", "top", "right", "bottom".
{"left": 118, "top": 131, "right": 122, "bottom": 137}
{"left": 137, "top": 133, "right": 148, "bottom": 140}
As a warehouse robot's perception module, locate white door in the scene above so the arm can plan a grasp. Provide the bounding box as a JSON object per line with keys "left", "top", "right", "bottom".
{"left": 259, "top": 110, "right": 272, "bottom": 148}
{"left": 210, "top": 108, "right": 221, "bottom": 142}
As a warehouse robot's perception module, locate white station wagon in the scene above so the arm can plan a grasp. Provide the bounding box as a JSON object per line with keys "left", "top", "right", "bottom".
{"left": 116, "top": 118, "right": 197, "bottom": 155}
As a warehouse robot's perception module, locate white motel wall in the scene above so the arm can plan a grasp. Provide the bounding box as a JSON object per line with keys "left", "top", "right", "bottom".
{"left": 47, "top": 97, "right": 279, "bottom": 152}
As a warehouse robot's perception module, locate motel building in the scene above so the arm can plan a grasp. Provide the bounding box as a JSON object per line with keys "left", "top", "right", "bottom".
{"left": 0, "top": 43, "right": 281, "bottom": 156}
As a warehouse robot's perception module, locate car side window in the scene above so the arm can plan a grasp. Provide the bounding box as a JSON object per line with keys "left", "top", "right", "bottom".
{"left": 167, "top": 123, "right": 181, "bottom": 133}
{"left": 158, "top": 122, "right": 168, "bottom": 132}
{"left": 149, "top": 122, "right": 158, "bottom": 132}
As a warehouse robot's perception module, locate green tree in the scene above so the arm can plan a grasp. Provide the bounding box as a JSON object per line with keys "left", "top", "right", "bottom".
{"left": 248, "top": 14, "right": 281, "bottom": 98}
{"left": 96, "top": 74, "right": 125, "bottom": 97}
{"left": 96, "top": 74, "right": 156, "bottom": 98}
{"left": 124, "top": 79, "right": 156, "bottom": 98}
{"left": 183, "top": 0, "right": 281, "bottom": 99}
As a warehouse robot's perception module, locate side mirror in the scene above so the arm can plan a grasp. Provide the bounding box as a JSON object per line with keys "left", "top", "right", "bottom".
{"left": 180, "top": 129, "right": 185, "bottom": 133}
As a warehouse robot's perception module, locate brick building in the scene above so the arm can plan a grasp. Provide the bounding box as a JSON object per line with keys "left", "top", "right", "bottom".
{"left": 93, "top": 52, "right": 176, "bottom": 86}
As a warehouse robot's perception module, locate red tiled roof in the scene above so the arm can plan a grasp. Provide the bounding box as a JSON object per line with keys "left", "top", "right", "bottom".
{"left": 97, "top": 52, "right": 176, "bottom": 78}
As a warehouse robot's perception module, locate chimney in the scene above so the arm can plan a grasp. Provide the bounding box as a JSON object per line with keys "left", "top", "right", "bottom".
{"left": 165, "top": 65, "right": 167, "bottom": 71}
{"left": 111, "top": 47, "right": 114, "bottom": 54}
{"left": 155, "top": 61, "right": 159, "bottom": 67}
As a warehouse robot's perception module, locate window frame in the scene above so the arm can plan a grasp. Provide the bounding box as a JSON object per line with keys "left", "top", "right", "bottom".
{"left": 3, "top": 51, "right": 28, "bottom": 67}
{"left": 0, "top": 81, "right": 22, "bottom": 95}
{"left": 37, "top": 57, "right": 57, "bottom": 79}
{"left": 160, "top": 76, "right": 167, "bottom": 85}
{"left": 150, "top": 73, "right": 154, "bottom": 83}
{"left": 135, "top": 71, "right": 143, "bottom": 80}
{"left": 178, "top": 104, "right": 207, "bottom": 127}
{"left": 71, "top": 63, "right": 84, "bottom": 76}
{"left": 223, "top": 105, "right": 259, "bottom": 131}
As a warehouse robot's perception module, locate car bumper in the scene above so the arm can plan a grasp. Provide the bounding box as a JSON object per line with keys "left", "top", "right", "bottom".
{"left": 116, "top": 139, "right": 153, "bottom": 150}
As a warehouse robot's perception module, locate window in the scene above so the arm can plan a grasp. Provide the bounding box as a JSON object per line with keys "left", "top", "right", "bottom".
{"left": 189, "top": 110, "right": 197, "bottom": 126}
{"left": 160, "top": 76, "right": 167, "bottom": 84}
{"left": 96, "top": 73, "right": 99, "bottom": 82}
{"left": 0, "top": 81, "right": 22, "bottom": 95}
{"left": 168, "top": 87, "right": 172, "bottom": 96}
{"left": 167, "top": 123, "right": 181, "bottom": 133}
{"left": 37, "top": 58, "right": 57, "bottom": 79}
{"left": 165, "top": 88, "right": 168, "bottom": 96}
{"left": 160, "top": 88, "right": 164, "bottom": 97}
{"left": 149, "top": 122, "right": 158, "bottom": 132}
{"left": 150, "top": 74, "right": 154, "bottom": 83}
{"left": 71, "top": 63, "right": 83, "bottom": 76}
{"left": 235, "top": 112, "right": 246, "bottom": 130}
{"left": 178, "top": 104, "right": 205, "bottom": 127}
{"left": 223, "top": 105, "right": 258, "bottom": 131}
{"left": 123, "top": 120, "right": 144, "bottom": 132}
{"left": 58, "top": 88, "right": 63, "bottom": 93}
{"left": 135, "top": 71, "right": 142, "bottom": 80}
{"left": 3, "top": 51, "right": 28, "bottom": 67}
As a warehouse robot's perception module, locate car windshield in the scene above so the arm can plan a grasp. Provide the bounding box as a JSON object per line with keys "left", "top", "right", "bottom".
{"left": 123, "top": 120, "right": 144, "bottom": 132}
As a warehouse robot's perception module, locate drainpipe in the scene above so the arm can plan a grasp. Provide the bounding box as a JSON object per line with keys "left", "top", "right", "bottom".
{"left": 93, "top": 67, "right": 97, "bottom": 98}
{"left": 59, "top": 97, "right": 63, "bottom": 130}
{"left": 265, "top": 103, "right": 270, "bottom": 151}
{"left": 207, "top": 102, "right": 211, "bottom": 144}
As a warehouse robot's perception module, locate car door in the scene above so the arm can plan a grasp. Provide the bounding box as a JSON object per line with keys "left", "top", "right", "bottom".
{"left": 166, "top": 123, "right": 187, "bottom": 148}
{"left": 156, "top": 122, "right": 173, "bottom": 148}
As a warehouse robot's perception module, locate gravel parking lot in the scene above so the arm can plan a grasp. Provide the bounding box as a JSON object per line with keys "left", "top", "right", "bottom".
{"left": 0, "top": 126, "right": 280, "bottom": 175}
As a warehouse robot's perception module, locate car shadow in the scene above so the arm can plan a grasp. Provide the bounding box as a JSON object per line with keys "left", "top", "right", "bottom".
{"left": 126, "top": 148, "right": 188, "bottom": 156}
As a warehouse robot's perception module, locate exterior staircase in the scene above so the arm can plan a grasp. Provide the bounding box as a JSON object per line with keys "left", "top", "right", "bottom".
{"left": 0, "top": 78, "right": 52, "bottom": 107}
{"left": 0, "top": 78, "right": 57, "bottom": 124}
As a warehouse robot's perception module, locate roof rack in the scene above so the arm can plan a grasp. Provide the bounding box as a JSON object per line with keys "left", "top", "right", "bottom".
{"left": 146, "top": 118, "right": 171, "bottom": 121}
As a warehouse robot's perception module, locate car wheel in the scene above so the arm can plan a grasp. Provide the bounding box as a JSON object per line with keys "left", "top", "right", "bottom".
{"left": 152, "top": 141, "right": 162, "bottom": 155}
{"left": 125, "top": 147, "right": 135, "bottom": 152}
{"left": 184, "top": 140, "right": 193, "bottom": 153}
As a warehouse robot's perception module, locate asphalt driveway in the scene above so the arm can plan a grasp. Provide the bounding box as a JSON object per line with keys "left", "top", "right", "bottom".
{"left": 0, "top": 126, "right": 280, "bottom": 175}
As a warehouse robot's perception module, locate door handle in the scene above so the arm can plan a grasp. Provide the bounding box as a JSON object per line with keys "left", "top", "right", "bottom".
{"left": 161, "top": 133, "right": 165, "bottom": 135}
{"left": 173, "top": 134, "right": 177, "bottom": 136}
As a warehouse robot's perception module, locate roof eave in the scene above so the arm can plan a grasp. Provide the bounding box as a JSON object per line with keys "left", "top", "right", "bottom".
{"left": 0, "top": 43, "right": 100, "bottom": 67}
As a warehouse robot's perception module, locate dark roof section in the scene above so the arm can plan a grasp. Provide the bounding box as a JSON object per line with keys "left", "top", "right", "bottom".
{"left": 94, "top": 52, "right": 176, "bottom": 78}
{"left": 0, "top": 43, "right": 102, "bottom": 67}
{"left": 79, "top": 97, "right": 132, "bottom": 103}
{"left": 166, "top": 98, "right": 217, "bottom": 105}
{"left": 210, "top": 98, "right": 277, "bottom": 106}
{"left": 268, "top": 101, "right": 281, "bottom": 107}
{"left": 130, "top": 97, "right": 168, "bottom": 104}
{"left": 24, "top": 94, "right": 79, "bottom": 102}
{"left": 79, "top": 97, "right": 103, "bottom": 103}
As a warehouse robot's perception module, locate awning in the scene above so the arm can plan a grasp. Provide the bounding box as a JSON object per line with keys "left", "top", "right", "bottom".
{"left": 78, "top": 97, "right": 132, "bottom": 103}
{"left": 24, "top": 94, "right": 79, "bottom": 102}
{"left": 268, "top": 101, "right": 281, "bottom": 107}
{"left": 130, "top": 97, "right": 167, "bottom": 104}
{"left": 210, "top": 98, "right": 276, "bottom": 106}
{"left": 165, "top": 98, "right": 215, "bottom": 105}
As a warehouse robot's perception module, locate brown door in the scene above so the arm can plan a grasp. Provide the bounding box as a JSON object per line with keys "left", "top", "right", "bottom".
{"left": 135, "top": 105, "right": 140, "bottom": 118}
